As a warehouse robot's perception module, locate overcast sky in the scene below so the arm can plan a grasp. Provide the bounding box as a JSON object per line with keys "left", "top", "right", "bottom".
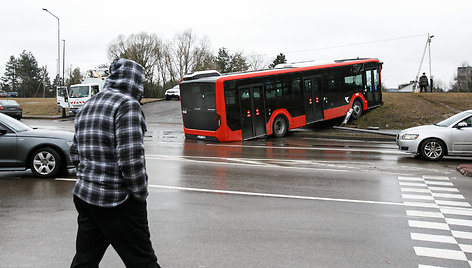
{"left": 1, "top": 0, "right": 471, "bottom": 89}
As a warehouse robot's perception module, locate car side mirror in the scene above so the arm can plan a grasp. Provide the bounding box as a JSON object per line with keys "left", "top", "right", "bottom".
{"left": 457, "top": 122, "right": 468, "bottom": 128}
{"left": 0, "top": 126, "right": 7, "bottom": 135}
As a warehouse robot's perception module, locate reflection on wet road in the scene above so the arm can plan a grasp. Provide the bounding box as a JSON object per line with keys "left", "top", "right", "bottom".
{"left": 2, "top": 102, "right": 471, "bottom": 267}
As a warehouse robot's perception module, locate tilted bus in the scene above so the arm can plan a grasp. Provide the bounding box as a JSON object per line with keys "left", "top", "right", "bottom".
{"left": 179, "top": 58, "right": 383, "bottom": 142}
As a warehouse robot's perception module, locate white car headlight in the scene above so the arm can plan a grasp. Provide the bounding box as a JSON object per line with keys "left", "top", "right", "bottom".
{"left": 401, "top": 134, "right": 419, "bottom": 140}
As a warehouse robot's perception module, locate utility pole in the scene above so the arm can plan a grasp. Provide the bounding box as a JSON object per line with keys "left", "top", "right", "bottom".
{"left": 414, "top": 33, "right": 434, "bottom": 92}
{"left": 428, "top": 34, "right": 434, "bottom": 92}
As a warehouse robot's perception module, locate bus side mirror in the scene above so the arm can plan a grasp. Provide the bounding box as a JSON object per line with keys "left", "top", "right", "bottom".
{"left": 457, "top": 122, "right": 468, "bottom": 128}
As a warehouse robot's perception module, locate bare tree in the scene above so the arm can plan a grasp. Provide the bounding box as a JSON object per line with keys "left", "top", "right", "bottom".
{"left": 247, "top": 54, "right": 267, "bottom": 71}
{"left": 171, "top": 29, "right": 214, "bottom": 79}
{"left": 108, "top": 32, "right": 165, "bottom": 95}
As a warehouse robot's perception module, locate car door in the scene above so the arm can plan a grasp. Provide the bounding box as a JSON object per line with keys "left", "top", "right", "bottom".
{"left": 451, "top": 116, "right": 472, "bottom": 154}
{"left": 0, "top": 123, "right": 18, "bottom": 168}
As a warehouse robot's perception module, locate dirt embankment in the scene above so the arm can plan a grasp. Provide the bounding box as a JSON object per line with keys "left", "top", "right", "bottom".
{"left": 346, "top": 93, "right": 472, "bottom": 129}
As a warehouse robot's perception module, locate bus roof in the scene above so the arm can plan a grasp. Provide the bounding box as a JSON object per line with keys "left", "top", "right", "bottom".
{"left": 180, "top": 58, "right": 380, "bottom": 84}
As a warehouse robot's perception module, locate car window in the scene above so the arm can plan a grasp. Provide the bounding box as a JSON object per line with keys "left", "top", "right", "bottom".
{"left": 437, "top": 111, "right": 472, "bottom": 127}
{"left": 460, "top": 116, "right": 472, "bottom": 127}
{"left": 0, "top": 113, "right": 32, "bottom": 132}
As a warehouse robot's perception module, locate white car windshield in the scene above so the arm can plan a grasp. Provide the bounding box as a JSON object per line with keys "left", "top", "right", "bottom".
{"left": 436, "top": 111, "right": 472, "bottom": 127}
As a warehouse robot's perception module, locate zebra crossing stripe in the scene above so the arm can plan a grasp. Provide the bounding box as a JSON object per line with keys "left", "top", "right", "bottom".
{"left": 459, "top": 244, "right": 472, "bottom": 253}
{"left": 401, "top": 188, "right": 431, "bottom": 193}
{"left": 410, "top": 233, "right": 457, "bottom": 244}
{"left": 431, "top": 193, "right": 465, "bottom": 199}
{"left": 408, "top": 220, "right": 450, "bottom": 230}
{"left": 452, "top": 230, "right": 472, "bottom": 240}
{"left": 435, "top": 200, "right": 471, "bottom": 207}
{"left": 413, "top": 247, "right": 468, "bottom": 261}
{"left": 424, "top": 181, "right": 454, "bottom": 187}
{"left": 441, "top": 208, "right": 472, "bottom": 217}
{"left": 406, "top": 210, "right": 444, "bottom": 219}
{"left": 445, "top": 218, "right": 472, "bottom": 227}
{"left": 429, "top": 186, "right": 460, "bottom": 192}
{"left": 402, "top": 194, "right": 434, "bottom": 200}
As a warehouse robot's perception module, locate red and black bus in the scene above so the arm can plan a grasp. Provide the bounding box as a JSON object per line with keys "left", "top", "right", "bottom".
{"left": 179, "top": 58, "right": 382, "bottom": 142}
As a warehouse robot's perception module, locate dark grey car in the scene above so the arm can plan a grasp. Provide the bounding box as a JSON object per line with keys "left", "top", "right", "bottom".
{"left": 0, "top": 113, "right": 74, "bottom": 178}
{"left": 0, "top": 99, "right": 22, "bottom": 120}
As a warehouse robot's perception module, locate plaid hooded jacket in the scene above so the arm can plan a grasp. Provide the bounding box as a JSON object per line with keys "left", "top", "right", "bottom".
{"left": 70, "top": 58, "right": 148, "bottom": 207}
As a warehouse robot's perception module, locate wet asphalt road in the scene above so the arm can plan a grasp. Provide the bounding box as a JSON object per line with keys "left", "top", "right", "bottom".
{"left": 1, "top": 100, "right": 472, "bottom": 267}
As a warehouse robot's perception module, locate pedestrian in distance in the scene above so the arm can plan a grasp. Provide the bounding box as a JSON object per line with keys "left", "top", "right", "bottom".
{"left": 419, "top": 72, "right": 429, "bottom": 93}
{"left": 70, "top": 58, "right": 161, "bottom": 268}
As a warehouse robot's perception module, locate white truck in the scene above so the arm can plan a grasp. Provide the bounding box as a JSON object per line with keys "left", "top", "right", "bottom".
{"left": 66, "top": 68, "right": 108, "bottom": 115}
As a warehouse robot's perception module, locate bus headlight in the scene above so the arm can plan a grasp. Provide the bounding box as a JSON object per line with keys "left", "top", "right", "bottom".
{"left": 401, "top": 134, "right": 419, "bottom": 140}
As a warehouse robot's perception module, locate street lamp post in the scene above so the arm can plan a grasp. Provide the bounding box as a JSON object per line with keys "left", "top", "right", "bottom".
{"left": 42, "top": 8, "right": 60, "bottom": 86}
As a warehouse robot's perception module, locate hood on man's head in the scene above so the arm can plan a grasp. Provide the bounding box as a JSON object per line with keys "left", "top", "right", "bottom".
{"left": 104, "top": 58, "right": 145, "bottom": 100}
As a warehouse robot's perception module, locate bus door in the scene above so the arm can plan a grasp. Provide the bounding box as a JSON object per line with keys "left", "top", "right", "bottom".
{"left": 239, "top": 84, "right": 266, "bottom": 140}
{"left": 303, "top": 76, "right": 324, "bottom": 124}
{"left": 364, "top": 70, "right": 375, "bottom": 107}
{"left": 373, "top": 68, "right": 382, "bottom": 105}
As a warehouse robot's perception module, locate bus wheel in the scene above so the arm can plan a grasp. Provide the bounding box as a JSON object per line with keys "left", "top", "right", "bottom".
{"left": 351, "top": 100, "right": 363, "bottom": 120}
{"left": 273, "top": 116, "right": 288, "bottom": 138}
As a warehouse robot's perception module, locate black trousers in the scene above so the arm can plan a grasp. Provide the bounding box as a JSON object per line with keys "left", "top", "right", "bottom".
{"left": 71, "top": 195, "right": 160, "bottom": 268}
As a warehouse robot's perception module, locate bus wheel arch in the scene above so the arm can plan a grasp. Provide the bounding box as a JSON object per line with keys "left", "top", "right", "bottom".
{"left": 272, "top": 115, "right": 289, "bottom": 138}
{"left": 351, "top": 98, "right": 364, "bottom": 120}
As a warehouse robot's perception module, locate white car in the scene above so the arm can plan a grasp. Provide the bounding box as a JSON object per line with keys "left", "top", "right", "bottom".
{"left": 397, "top": 110, "right": 472, "bottom": 160}
{"left": 165, "top": 85, "right": 180, "bottom": 100}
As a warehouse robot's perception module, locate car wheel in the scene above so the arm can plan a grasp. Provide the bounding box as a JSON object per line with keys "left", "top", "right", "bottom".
{"left": 420, "top": 138, "right": 446, "bottom": 161}
{"left": 351, "top": 100, "right": 363, "bottom": 120}
{"left": 165, "top": 96, "right": 171, "bottom": 100}
{"left": 273, "top": 116, "right": 288, "bottom": 138}
{"left": 30, "top": 147, "right": 63, "bottom": 178}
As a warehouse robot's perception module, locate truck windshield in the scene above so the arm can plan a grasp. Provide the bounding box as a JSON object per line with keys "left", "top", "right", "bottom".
{"left": 69, "top": 86, "right": 89, "bottom": 98}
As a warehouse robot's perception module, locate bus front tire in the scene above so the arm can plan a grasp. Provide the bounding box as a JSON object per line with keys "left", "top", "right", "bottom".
{"left": 273, "top": 116, "right": 288, "bottom": 138}
{"left": 351, "top": 100, "right": 363, "bottom": 120}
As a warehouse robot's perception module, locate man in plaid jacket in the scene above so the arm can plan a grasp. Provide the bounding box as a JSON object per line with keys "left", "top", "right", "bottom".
{"left": 70, "top": 58, "right": 160, "bottom": 268}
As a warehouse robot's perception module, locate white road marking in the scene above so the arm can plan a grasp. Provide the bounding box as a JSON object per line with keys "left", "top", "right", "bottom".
{"left": 429, "top": 186, "right": 460, "bottom": 192}
{"left": 435, "top": 200, "right": 471, "bottom": 207}
{"left": 401, "top": 188, "right": 431, "bottom": 193}
{"left": 459, "top": 244, "right": 472, "bottom": 253}
{"left": 403, "top": 202, "right": 439, "bottom": 208}
{"left": 446, "top": 218, "right": 472, "bottom": 227}
{"left": 398, "top": 176, "right": 424, "bottom": 181}
{"left": 418, "top": 265, "right": 446, "bottom": 268}
{"left": 452, "top": 231, "right": 472, "bottom": 240}
{"left": 399, "top": 182, "right": 429, "bottom": 187}
{"left": 424, "top": 181, "right": 454, "bottom": 187}
{"left": 441, "top": 208, "right": 472, "bottom": 217}
{"left": 406, "top": 210, "right": 444, "bottom": 219}
{"left": 408, "top": 220, "right": 450, "bottom": 230}
{"left": 411, "top": 233, "right": 457, "bottom": 244}
{"left": 423, "top": 175, "right": 450, "bottom": 181}
{"left": 431, "top": 193, "right": 465, "bottom": 199}
{"left": 402, "top": 194, "right": 434, "bottom": 200}
{"left": 413, "top": 247, "right": 467, "bottom": 261}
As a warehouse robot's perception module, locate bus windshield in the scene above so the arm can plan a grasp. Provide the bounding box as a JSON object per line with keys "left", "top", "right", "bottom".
{"left": 69, "top": 86, "right": 89, "bottom": 98}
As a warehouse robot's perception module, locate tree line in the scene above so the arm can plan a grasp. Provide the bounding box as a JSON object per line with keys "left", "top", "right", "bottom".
{"left": 4, "top": 29, "right": 470, "bottom": 98}
{"left": 0, "top": 30, "right": 287, "bottom": 98}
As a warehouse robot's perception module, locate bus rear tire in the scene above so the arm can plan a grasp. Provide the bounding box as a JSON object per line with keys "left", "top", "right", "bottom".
{"left": 351, "top": 100, "right": 363, "bottom": 120}
{"left": 273, "top": 116, "right": 288, "bottom": 138}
